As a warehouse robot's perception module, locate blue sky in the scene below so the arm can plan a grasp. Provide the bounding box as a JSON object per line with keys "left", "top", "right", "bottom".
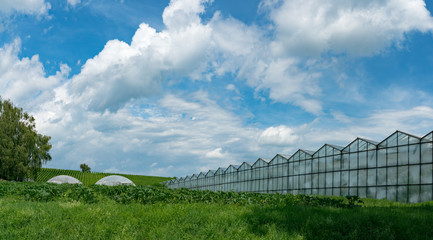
{"left": 1, "top": 0, "right": 433, "bottom": 177}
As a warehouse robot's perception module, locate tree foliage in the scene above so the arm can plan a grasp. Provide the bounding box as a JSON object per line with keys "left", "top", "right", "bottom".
{"left": 80, "top": 163, "right": 91, "bottom": 173}
{"left": 0, "top": 98, "right": 52, "bottom": 181}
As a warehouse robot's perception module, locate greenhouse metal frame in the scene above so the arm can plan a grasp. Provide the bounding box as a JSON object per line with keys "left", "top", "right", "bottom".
{"left": 165, "top": 130, "right": 433, "bottom": 203}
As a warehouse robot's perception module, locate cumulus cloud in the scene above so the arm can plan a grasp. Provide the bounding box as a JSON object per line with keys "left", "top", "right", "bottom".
{"left": 0, "top": 0, "right": 50, "bottom": 16}
{"left": 0, "top": 39, "right": 68, "bottom": 107}
{"left": 259, "top": 125, "right": 299, "bottom": 146}
{"left": 70, "top": 1, "right": 212, "bottom": 112}
{"left": 263, "top": 0, "right": 433, "bottom": 57}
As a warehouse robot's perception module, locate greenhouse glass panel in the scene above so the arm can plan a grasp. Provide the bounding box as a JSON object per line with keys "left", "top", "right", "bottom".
{"left": 319, "top": 147, "right": 326, "bottom": 157}
{"left": 288, "top": 176, "right": 294, "bottom": 189}
{"left": 408, "top": 144, "right": 420, "bottom": 164}
{"left": 312, "top": 173, "right": 318, "bottom": 188}
{"left": 397, "top": 132, "right": 409, "bottom": 145}
{"left": 340, "top": 187, "right": 348, "bottom": 196}
{"left": 333, "top": 188, "right": 340, "bottom": 197}
{"left": 349, "top": 170, "right": 357, "bottom": 187}
{"left": 333, "top": 171, "right": 340, "bottom": 187}
{"left": 341, "top": 171, "right": 349, "bottom": 187}
{"left": 421, "top": 164, "right": 432, "bottom": 184}
{"left": 326, "top": 188, "right": 333, "bottom": 196}
{"left": 408, "top": 136, "right": 420, "bottom": 144}
{"left": 299, "top": 161, "right": 305, "bottom": 174}
{"left": 319, "top": 173, "right": 326, "bottom": 188}
{"left": 268, "top": 178, "right": 273, "bottom": 192}
{"left": 387, "top": 167, "right": 398, "bottom": 185}
{"left": 421, "top": 132, "right": 433, "bottom": 142}
{"left": 367, "top": 187, "right": 376, "bottom": 199}
{"left": 326, "top": 156, "right": 333, "bottom": 171}
{"left": 377, "top": 168, "right": 387, "bottom": 185}
{"left": 299, "top": 175, "right": 305, "bottom": 189}
{"left": 293, "top": 175, "right": 299, "bottom": 190}
{"left": 305, "top": 174, "right": 311, "bottom": 188}
{"left": 421, "top": 143, "right": 432, "bottom": 163}
{"left": 312, "top": 159, "right": 319, "bottom": 173}
{"left": 282, "top": 163, "right": 288, "bottom": 176}
{"left": 359, "top": 152, "right": 367, "bottom": 169}
{"left": 349, "top": 153, "right": 358, "bottom": 169}
{"left": 319, "top": 188, "right": 325, "bottom": 195}
{"left": 397, "top": 186, "right": 408, "bottom": 202}
{"left": 398, "top": 146, "right": 409, "bottom": 165}
{"left": 305, "top": 160, "right": 312, "bottom": 173}
{"left": 387, "top": 132, "right": 398, "bottom": 147}
{"left": 289, "top": 162, "right": 294, "bottom": 175}
{"left": 421, "top": 185, "right": 432, "bottom": 202}
{"left": 387, "top": 147, "right": 398, "bottom": 166}
{"left": 387, "top": 186, "right": 397, "bottom": 201}
{"left": 358, "top": 140, "right": 367, "bottom": 151}
{"left": 367, "top": 169, "right": 376, "bottom": 186}
{"left": 409, "top": 165, "right": 420, "bottom": 184}
{"left": 377, "top": 149, "right": 386, "bottom": 167}
{"left": 377, "top": 187, "right": 386, "bottom": 200}
{"left": 409, "top": 186, "right": 420, "bottom": 203}
{"left": 368, "top": 150, "right": 376, "bottom": 168}
{"left": 359, "top": 169, "right": 367, "bottom": 186}
{"left": 319, "top": 157, "right": 326, "bottom": 172}
{"left": 341, "top": 154, "right": 349, "bottom": 170}
{"left": 294, "top": 162, "right": 299, "bottom": 175}
{"left": 333, "top": 155, "right": 341, "bottom": 171}
{"left": 326, "top": 145, "right": 334, "bottom": 156}
{"left": 326, "top": 172, "right": 333, "bottom": 187}
{"left": 398, "top": 166, "right": 408, "bottom": 185}
{"left": 349, "top": 187, "right": 357, "bottom": 196}
{"left": 358, "top": 187, "right": 367, "bottom": 198}
{"left": 350, "top": 140, "right": 358, "bottom": 152}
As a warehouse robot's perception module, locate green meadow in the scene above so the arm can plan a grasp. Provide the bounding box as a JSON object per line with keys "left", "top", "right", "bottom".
{"left": 1, "top": 182, "right": 432, "bottom": 240}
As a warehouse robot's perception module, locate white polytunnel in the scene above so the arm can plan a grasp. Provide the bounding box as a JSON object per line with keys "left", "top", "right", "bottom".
{"left": 95, "top": 175, "right": 136, "bottom": 186}
{"left": 47, "top": 175, "right": 82, "bottom": 184}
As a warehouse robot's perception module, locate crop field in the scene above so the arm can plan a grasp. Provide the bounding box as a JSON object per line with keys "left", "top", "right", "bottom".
{"left": 1, "top": 182, "right": 433, "bottom": 239}
{"left": 34, "top": 168, "right": 172, "bottom": 186}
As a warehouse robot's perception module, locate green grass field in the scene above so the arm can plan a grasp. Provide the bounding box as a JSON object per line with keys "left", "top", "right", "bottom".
{"left": 1, "top": 182, "right": 433, "bottom": 239}
{"left": 34, "top": 168, "right": 172, "bottom": 186}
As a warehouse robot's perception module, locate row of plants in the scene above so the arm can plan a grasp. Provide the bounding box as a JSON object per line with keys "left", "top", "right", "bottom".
{"left": 33, "top": 168, "right": 172, "bottom": 186}
{"left": 0, "top": 181, "right": 364, "bottom": 208}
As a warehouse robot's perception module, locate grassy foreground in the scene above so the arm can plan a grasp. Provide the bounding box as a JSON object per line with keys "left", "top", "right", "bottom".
{"left": 1, "top": 182, "right": 433, "bottom": 239}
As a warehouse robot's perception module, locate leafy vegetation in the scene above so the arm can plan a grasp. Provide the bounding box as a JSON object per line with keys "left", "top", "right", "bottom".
{"left": 0, "top": 181, "right": 362, "bottom": 207}
{"left": 0, "top": 182, "right": 432, "bottom": 239}
{"left": 34, "top": 168, "right": 171, "bottom": 186}
{"left": 0, "top": 98, "right": 51, "bottom": 181}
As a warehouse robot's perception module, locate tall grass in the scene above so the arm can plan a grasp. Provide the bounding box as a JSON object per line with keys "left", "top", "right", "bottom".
{"left": 1, "top": 182, "right": 433, "bottom": 239}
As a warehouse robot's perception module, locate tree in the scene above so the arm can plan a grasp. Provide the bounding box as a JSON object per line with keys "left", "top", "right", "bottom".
{"left": 80, "top": 163, "right": 91, "bottom": 173}
{"left": 0, "top": 98, "right": 52, "bottom": 181}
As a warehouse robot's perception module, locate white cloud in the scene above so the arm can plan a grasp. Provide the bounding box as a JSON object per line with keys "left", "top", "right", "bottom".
{"left": 263, "top": 0, "right": 433, "bottom": 57}
{"left": 0, "top": 0, "right": 50, "bottom": 16}
{"left": 205, "top": 148, "right": 225, "bottom": 159}
{"left": 67, "top": 0, "right": 81, "bottom": 7}
{"left": 259, "top": 125, "right": 299, "bottom": 146}
{"left": 70, "top": 12, "right": 212, "bottom": 112}
{"left": 0, "top": 39, "right": 68, "bottom": 107}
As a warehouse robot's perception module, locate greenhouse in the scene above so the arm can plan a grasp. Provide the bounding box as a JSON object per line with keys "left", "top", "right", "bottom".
{"left": 165, "top": 130, "right": 433, "bottom": 203}
{"left": 95, "top": 175, "right": 136, "bottom": 186}
{"left": 47, "top": 175, "right": 82, "bottom": 184}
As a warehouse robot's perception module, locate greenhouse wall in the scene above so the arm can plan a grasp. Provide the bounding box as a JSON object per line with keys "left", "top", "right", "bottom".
{"left": 165, "top": 130, "right": 433, "bottom": 203}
